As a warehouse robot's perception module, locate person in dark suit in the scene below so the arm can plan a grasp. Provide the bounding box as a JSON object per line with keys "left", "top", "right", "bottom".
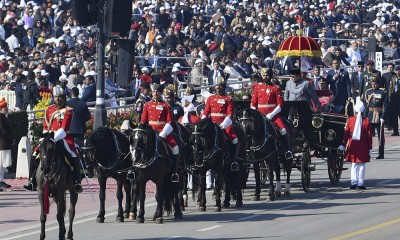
{"left": 67, "top": 87, "right": 91, "bottom": 148}
{"left": 21, "top": 28, "right": 37, "bottom": 48}
{"left": 350, "top": 61, "right": 366, "bottom": 100}
{"left": 382, "top": 63, "right": 396, "bottom": 91}
{"left": 302, "top": 18, "right": 318, "bottom": 39}
{"left": 326, "top": 58, "right": 352, "bottom": 114}
{"left": 81, "top": 75, "right": 96, "bottom": 103}
{"left": 207, "top": 59, "right": 226, "bottom": 86}
{"left": 12, "top": 75, "right": 24, "bottom": 110}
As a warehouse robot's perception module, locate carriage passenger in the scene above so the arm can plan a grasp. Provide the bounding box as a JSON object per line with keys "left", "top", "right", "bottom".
{"left": 251, "top": 67, "right": 293, "bottom": 160}
{"left": 284, "top": 68, "right": 321, "bottom": 112}
{"left": 201, "top": 80, "right": 238, "bottom": 156}
{"left": 163, "top": 87, "right": 184, "bottom": 121}
{"left": 24, "top": 86, "right": 83, "bottom": 193}
{"left": 179, "top": 95, "right": 200, "bottom": 125}
{"left": 140, "top": 83, "right": 180, "bottom": 182}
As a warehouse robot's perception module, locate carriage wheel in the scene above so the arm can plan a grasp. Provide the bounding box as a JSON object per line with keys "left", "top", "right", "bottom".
{"left": 328, "top": 150, "right": 344, "bottom": 185}
{"left": 301, "top": 150, "right": 311, "bottom": 192}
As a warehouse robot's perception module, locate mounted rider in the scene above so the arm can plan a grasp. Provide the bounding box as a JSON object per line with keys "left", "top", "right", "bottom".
{"left": 201, "top": 78, "right": 239, "bottom": 165}
{"left": 24, "top": 86, "right": 83, "bottom": 193}
{"left": 140, "top": 83, "right": 180, "bottom": 182}
{"left": 251, "top": 67, "right": 293, "bottom": 160}
{"left": 133, "top": 82, "right": 151, "bottom": 124}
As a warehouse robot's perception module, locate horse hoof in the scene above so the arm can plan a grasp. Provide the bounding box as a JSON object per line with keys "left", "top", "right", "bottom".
{"left": 123, "top": 212, "right": 129, "bottom": 218}
{"left": 223, "top": 203, "right": 230, "bottom": 209}
{"left": 129, "top": 213, "right": 137, "bottom": 220}
{"left": 136, "top": 217, "right": 145, "bottom": 223}
{"left": 174, "top": 213, "right": 183, "bottom": 219}
{"left": 284, "top": 191, "right": 291, "bottom": 197}
{"left": 184, "top": 201, "right": 188, "bottom": 207}
{"left": 116, "top": 216, "right": 124, "bottom": 223}
{"left": 155, "top": 217, "right": 163, "bottom": 224}
{"left": 214, "top": 206, "right": 222, "bottom": 212}
{"left": 198, "top": 206, "right": 206, "bottom": 212}
{"left": 96, "top": 217, "right": 105, "bottom": 223}
{"left": 275, "top": 191, "right": 282, "bottom": 198}
{"left": 266, "top": 196, "right": 275, "bottom": 202}
{"left": 235, "top": 202, "right": 243, "bottom": 208}
{"left": 231, "top": 194, "right": 237, "bottom": 201}
{"left": 251, "top": 195, "right": 260, "bottom": 201}
{"left": 180, "top": 205, "right": 185, "bottom": 212}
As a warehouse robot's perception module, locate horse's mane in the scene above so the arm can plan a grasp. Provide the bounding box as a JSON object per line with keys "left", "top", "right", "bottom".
{"left": 196, "top": 118, "right": 214, "bottom": 132}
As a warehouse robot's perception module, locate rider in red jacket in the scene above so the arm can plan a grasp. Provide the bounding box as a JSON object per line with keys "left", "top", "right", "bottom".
{"left": 251, "top": 68, "right": 293, "bottom": 160}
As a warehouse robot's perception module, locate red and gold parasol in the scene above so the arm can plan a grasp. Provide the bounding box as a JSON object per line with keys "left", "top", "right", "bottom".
{"left": 276, "top": 36, "right": 322, "bottom": 58}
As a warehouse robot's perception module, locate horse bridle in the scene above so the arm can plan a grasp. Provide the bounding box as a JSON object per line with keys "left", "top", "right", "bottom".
{"left": 192, "top": 124, "right": 222, "bottom": 168}
{"left": 39, "top": 139, "right": 61, "bottom": 182}
{"left": 130, "top": 128, "right": 165, "bottom": 168}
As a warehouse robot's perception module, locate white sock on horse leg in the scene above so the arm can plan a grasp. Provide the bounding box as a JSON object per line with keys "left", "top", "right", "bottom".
{"left": 206, "top": 170, "right": 212, "bottom": 188}
{"left": 285, "top": 183, "right": 291, "bottom": 192}
{"left": 188, "top": 174, "right": 193, "bottom": 189}
{"left": 276, "top": 180, "right": 281, "bottom": 191}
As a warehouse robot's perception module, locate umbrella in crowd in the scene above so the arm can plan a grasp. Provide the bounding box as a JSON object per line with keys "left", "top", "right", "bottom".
{"left": 276, "top": 36, "right": 322, "bottom": 58}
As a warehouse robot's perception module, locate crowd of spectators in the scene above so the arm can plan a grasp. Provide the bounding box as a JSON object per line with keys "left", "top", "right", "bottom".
{"left": 1, "top": 0, "right": 400, "bottom": 113}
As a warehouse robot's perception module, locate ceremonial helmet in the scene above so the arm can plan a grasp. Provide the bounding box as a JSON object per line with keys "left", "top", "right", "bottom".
{"left": 150, "top": 83, "right": 163, "bottom": 92}
{"left": 52, "top": 85, "right": 65, "bottom": 97}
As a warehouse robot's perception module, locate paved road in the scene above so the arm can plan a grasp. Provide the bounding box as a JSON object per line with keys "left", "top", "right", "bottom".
{"left": 1, "top": 136, "right": 400, "bottom": 240}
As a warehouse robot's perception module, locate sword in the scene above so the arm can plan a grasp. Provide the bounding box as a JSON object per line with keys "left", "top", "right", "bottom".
{"left": 379, "top": 121, "right": 384, "bottom": 147}
{"left": 79, "top": 159, "right": 96, "bottom": 202}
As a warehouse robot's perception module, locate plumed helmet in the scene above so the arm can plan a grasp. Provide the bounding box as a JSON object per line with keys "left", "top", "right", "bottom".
{"left": 52, "top": 85, "right": 65, "bottom": 97}
{"left": 163, "top": 87, "right": 175, "bottom": 98}
{"left": 215, "top": 77, "right": 226, "bottom": 88}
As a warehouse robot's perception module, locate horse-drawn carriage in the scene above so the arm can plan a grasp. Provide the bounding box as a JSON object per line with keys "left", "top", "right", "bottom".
{"left": 281, "top": 101, "right": 346, "bottom": 192}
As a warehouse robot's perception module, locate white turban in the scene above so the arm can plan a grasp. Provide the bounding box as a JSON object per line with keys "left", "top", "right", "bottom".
{"left": 181, "top": 103, "right": 195, "bottom": 125}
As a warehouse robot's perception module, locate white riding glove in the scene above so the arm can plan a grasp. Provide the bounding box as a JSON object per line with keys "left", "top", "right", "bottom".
{"left": 338, "top": 145, "right": 345, "bottom": 151}
{"left": 54, "top": 129, "right": 67, "bottom": 142}
{"left": 266, "top": 105, "right": 281, "bottom": 120}
{"left": 159, "top": 123, "right": 173, "bottom": 139}
{"left": 219, "top": 116, "right": 232, "bottom": 129}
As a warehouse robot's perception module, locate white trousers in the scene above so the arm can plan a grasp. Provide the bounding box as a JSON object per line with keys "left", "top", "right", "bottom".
{"left": 351, "top": 162, "right": 366, "bottom": 186}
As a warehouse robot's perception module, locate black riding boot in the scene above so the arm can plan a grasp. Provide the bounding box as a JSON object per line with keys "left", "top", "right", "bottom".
{"left": 377, "top": 146, "right": 384, "bottom": 159}
{"left": 282, "top": 134, "right": 293, "bottom": 160}
{"left": 72, "top": 157, "right": 83, "bottom": 193}
{"left": 24, "top": 156, "right": 39, "bottom": 191}
{"left": 229, "top": 144, "right": 239, "bottom": 171}
{"left": 171, "top": 155, "right": 179, "bottom": 183}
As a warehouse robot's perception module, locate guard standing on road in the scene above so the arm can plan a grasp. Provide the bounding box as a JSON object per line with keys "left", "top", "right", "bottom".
{"left": 0, "top": 98, "right": 14, "bottom": 189}
{"left": 364, "top": 77, "right": 388, "bottom": 159}
{"left": 339, "top": 97, "right": 372, "bottom": 190}
{"left": 251, "top": 67, "right": 293, "bottom": 160}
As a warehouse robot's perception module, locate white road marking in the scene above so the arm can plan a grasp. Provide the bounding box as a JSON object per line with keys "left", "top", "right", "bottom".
{"left": 236, "top": 204, "right": 298, "bottom": 221}
{"left": 196, "top": 225, "right": 223, "bottom": 232}
{"left": 308, "top": 196, "right": 331, "bottom": 204}
{"left": 376, "top": 179, "right": 394, "bottom": 185}
{"left": 160, "top": 236, "right": 182, "bottom": 240}
{"left": 1, "top": 202, "right": 158, "bottom": 240}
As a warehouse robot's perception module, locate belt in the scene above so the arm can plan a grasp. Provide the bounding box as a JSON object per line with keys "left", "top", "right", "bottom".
{"left": 258, "top": 104, "right": 277, "bottom": 108}
{"left": 149, "top": 121, "right": 166, "bottom": 125}
{"left": 369, "top": 107, "right": 383, "bottom": 112}
{"left": 210, "top": 113, "right": 227, "bottom": 117}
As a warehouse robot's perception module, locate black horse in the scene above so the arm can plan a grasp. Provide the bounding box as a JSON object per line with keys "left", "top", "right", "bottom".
{"left": 129, "top": 124, "right": 180, "bottom": 223}
{"left": 82, "top": 127, "right": 133, "bottom": 223}
{"left": 36, "top": 133, "right": 78, "bottom": 240}
{"left": 189, "top": 118, "right": 242, "bottom": 211}
{"left": 237, "top": 108, "right": 293, "bottom": 200}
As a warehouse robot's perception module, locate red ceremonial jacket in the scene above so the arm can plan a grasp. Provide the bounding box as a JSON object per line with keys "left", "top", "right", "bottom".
{"left": 141, "top": 99, "right": 173, "bottom": 132}
{"left": 43, "top": 104, "right": 77, "bottom": 155}
{"left": 202, "top": 94, "right": 234, "bottom": 124}
{"left": 342, "top": 116, "right": 373, "bottom": 163}
{"left": 251, "top": 83, "right": 283, "bottom": 115}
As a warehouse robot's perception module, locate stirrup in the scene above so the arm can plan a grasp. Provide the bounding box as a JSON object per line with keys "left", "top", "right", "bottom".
{"left": 126, "top": 170, "right": 135, "bottom": 181}
{"left": 74, "top": 183, "right": 83, "bottom": 193}
{"left": 285, "top": 151, "right": 293, "bottom": 160}
{"left": 171, "top": 173, "right": 179, "bottom": 183}
{"left": 231, "top": 162, "right": 239, "bottom": 171}
{"left": 23, "top": 182, "right": 36, "bottom": 191}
